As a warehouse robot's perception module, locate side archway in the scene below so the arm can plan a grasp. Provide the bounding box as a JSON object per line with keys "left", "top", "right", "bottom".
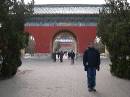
{"left": 25, "top": 34, "right": 36, "bottom": 56}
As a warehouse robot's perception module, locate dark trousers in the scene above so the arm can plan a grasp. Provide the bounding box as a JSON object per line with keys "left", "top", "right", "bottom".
{"left": 71, "top": 58, "right": 74, "bottom": 64}
{"left": 60, "top": 58, "right": 63, "bottom": 62}
{"left": 87, "top": 67, "right": 96, "bottom": 89}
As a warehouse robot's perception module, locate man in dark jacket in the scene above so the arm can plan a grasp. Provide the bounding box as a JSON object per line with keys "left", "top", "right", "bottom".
{"left": 52, "top": 52, "right": 56, "bottom": 62}
{"left": 59, "top": 51, "right": 64, "bottom": 62}
{"left": 83, "top": 42, "right": 100, "bottom": 92}
{"left": 70, "top": 50, "right": 75, "bottom": 64}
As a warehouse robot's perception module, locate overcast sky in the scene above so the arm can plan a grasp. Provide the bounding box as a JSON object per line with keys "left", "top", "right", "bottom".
{"left": 25, "top": 0, "right": 130, "bottom": 4}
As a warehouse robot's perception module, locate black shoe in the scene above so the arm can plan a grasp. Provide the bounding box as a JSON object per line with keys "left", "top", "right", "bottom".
{"left": 92, "top": 88, "right": 96, "bottom": 92}
{"left": 88, "top": 88, "right": 93, "bottom": 92}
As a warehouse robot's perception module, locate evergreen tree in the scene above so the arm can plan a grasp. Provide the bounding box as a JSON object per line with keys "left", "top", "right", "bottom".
{"left": 98, "top": 0, "right": 130, "bottom": 79}
{"left": 0, "top": 0, "right": 34, "bottom": 78}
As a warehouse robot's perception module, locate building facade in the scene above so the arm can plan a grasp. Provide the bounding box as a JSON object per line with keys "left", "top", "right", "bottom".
{"left": 24, "top": 4, "right": 102, "bottom": 54}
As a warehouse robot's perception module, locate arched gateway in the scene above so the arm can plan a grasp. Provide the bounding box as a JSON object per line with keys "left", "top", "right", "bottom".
{"left": 52, "top": 29, "right": 77, "bottom": 53}
{"left": 24, "top": 4, "right": 102, "bottom": 54}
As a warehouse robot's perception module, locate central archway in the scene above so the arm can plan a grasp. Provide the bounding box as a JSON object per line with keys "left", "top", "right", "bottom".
{"left": 52, "top": 29, "right": 77, "bottom": 54}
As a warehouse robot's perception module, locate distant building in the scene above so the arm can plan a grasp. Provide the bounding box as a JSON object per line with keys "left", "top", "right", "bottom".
{"left": 24, "top": 4, "right": 103, "bottom": 54}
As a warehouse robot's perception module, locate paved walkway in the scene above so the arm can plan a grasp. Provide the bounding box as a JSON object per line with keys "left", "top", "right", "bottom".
{"left": 0, "top": 57, "right": 130, "bottom": 97}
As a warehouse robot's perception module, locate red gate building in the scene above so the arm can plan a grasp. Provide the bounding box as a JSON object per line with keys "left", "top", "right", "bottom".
{"left": 24, "top": 4, "right": 101, "bottom": 54}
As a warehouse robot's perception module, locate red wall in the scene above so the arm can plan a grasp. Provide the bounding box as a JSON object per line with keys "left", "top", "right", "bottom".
{"left": 24, "top": 26, "right": 96, "bottom": 53}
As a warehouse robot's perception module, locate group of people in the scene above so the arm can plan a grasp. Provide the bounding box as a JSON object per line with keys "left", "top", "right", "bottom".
{"left": 52, "top": 50, "right": 75, "bottom": 64}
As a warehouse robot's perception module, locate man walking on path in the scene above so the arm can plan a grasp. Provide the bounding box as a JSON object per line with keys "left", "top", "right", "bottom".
{"left": 59, "top": 51, "right": 64, "bottom": 62}
{"left": 70, "top": 50, "right": 75, "bottom": 64}
{"left": 52, "top": 52, "right": 56, "bottom": 62}
{"left": 83, "top": 41, "right": 100, "bottom": 92}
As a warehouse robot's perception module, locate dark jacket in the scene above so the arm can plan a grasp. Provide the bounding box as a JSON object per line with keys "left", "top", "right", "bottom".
{"left": 70, "top": 52, "right": 75, "bottom": 59}
{"left": 83, "top": 47, "right": 100, "bottom": 69}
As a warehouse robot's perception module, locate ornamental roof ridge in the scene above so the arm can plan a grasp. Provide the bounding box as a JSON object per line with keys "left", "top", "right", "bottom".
{"left": 34, "top": 4, "right": 104, "bottom": 7}
{"left": 33, "top": 4, "right": 104, "bottom": 15}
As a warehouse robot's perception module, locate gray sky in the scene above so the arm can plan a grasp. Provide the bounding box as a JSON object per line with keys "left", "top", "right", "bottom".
{"left": 25, "top": 0, "right": 130, "bottom": 4}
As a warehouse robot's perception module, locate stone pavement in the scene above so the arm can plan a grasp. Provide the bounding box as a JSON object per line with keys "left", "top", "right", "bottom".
{"left": 0, "top": 57, "right": 130, "bottom": 97}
